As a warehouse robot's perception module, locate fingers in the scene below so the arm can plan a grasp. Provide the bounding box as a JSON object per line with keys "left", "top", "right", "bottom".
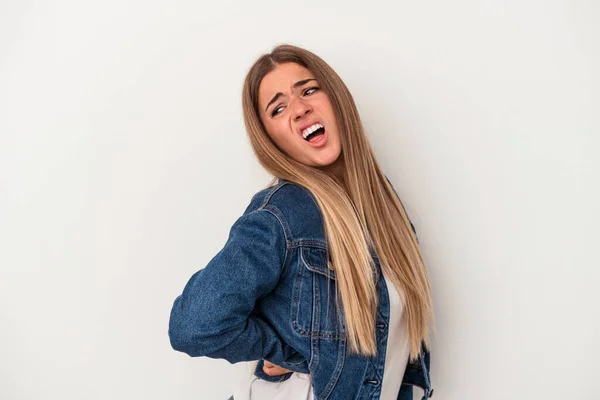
{"left": 262, "top": 361, "right": 293, "bottom": 376}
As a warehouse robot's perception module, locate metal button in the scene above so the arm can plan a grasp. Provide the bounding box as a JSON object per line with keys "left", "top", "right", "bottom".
{"left": 364, "top": 378, "right": 379, "bottom": 385}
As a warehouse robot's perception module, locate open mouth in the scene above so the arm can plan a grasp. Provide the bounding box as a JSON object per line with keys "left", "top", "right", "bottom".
{"left": 301, "top": 123, "right": 326, "bottom": 143}
{"left": 305, "top": 127, "right": 325, "bottom": 142}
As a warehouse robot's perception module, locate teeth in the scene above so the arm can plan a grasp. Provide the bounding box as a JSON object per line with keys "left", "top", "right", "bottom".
{"left": 302, "top": 123, "right": 324, "bottom": 139}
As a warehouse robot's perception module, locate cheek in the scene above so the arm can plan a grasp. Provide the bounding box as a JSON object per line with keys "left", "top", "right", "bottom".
{"left": 263, "top": 121, "right": 295, "bottom": 152}
{"left": 319, "top": 99, "right": 337, "bottom": 125}
{"left": 260, "top": 117, "right": 279, "bottom": 140}
{"left": 265, "top": 121, "right": 285, "bottom": 142}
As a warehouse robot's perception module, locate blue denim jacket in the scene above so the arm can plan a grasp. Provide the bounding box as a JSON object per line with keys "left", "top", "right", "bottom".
{"left": 169, "top": 178, "right": 433, "bottom": 400}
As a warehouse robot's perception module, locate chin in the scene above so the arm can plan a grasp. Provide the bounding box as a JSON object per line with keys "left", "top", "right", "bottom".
{"left": 312, "top": 156, "right": 338, "bottom": 167}
{"left": 312, "top": 155, "right": 342, "bottom": 170}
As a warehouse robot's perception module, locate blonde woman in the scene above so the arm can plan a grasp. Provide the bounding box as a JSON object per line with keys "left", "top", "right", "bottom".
{"left": 169, "top": 44, "right": 434, "bottom": 400}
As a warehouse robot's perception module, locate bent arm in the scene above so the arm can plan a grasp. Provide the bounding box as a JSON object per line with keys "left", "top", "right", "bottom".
{"left": 168, "top": 209, "right": 289, "bottom": 363}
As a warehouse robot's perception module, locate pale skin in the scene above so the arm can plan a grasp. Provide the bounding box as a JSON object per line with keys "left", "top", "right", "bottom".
{"left": 258, "top": 62, "right": 344, "bottom": 182}
{"left": 257, "top": 62, "right": 344, "bottom": 376}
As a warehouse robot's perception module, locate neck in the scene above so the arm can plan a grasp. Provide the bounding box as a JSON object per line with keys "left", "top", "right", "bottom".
{"left": 324, "top": 153, "right": 346, "bottom": 189}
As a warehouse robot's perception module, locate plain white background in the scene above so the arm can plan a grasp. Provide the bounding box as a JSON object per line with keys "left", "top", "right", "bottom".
{"left": 1, "top": 1, "right": 598, "bottom": 399}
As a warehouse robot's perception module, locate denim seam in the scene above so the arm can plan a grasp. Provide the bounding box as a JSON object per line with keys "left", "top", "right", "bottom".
{"left": 291, "top": 248, "right": 346, "bottom": 340}
{"left": 320, "top": 337, "right": 347, "bottom": 399}
{"left": 301, "top": 247, "right": 336, "bottom": 281}
{"left": 289, "top": 240, "right": 327, "bottom": 249}
{"left": 291, "top": 248, "right": 306, "bottom": 337}
{"left": 259, "top": 180, "right": 288, "bottom": 209}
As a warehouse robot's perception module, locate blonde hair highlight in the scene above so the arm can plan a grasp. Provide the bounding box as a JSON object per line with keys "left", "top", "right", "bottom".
{"left": 242, "top": 44, "right": 433, "bottom": 361}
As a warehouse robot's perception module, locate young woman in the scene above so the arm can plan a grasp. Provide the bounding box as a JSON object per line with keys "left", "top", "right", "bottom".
{"left": 169, "top": 44, "right": 435, "bottom": 400}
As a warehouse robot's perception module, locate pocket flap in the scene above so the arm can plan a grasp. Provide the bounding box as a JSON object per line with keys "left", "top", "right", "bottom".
{"left": 300, "top": 246, "right": 335, "bottom": 280}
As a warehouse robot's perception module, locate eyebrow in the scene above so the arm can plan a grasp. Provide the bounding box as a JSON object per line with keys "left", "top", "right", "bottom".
{"left": 264, "top": 78, "right": 317, "bottom": 113}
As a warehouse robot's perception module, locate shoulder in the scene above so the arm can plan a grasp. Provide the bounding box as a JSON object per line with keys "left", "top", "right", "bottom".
{"left": 245, "top": 179, "right": 318, "bottom": 213}
{"left": 243, "top": 179, "right": 325, "bottom": 243}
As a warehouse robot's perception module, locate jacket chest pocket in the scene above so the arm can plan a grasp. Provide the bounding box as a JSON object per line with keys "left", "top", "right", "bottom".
{"left": 291, "top": 246, "right": 346, "bottom": 340}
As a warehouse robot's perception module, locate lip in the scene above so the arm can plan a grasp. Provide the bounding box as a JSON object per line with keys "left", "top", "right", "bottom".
{"left": 297, "top": 120, "right": 324, "bottom": 139}
{"left": 306, "top": 128, "right": 327, "bottom": 148}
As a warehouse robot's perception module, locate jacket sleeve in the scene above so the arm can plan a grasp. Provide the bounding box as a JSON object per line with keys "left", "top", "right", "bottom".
{"left": 168, "top": 208, "right": 289, "bottom": 363}
{"left": 384, "top": 175, "right": 419, "bottom": 242}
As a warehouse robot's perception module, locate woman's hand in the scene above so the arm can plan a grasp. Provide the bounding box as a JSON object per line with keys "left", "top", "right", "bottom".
{"left": 262, "top": 360, "right": 298, "bottom": 377}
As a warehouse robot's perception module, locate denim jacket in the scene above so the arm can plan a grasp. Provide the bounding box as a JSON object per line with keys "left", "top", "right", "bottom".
{"left": 169, "top": 178, "right": 433, "bottom": 400}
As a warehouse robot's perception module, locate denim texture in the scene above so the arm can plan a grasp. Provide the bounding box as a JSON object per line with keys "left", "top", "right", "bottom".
{"left": 169, "top": 178, "right": 433, "bottom": 400}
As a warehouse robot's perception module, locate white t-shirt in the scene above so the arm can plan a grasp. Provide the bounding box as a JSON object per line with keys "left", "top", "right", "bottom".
{"left": 232, "top": 371, "right": 313, "bottom": 400}
{"left": 233, "top": 270, "right": 410, "bottom": 400}
{"left": 379, "top": 270, "right": 411, "bottom": 399}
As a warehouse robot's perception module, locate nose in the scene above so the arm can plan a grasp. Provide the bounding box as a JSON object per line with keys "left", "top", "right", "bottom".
{"left": 292, "top": 96, "right": 311, "bottom": 121}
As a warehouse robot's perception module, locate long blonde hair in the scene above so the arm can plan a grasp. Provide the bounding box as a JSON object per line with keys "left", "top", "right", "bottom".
{"left": 242, "top": 44, "right": 433, "bottom": 361}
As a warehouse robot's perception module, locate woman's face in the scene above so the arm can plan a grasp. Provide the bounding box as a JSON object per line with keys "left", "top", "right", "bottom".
{"left": 258, "top": 62, "right": 342, "bottom": 172}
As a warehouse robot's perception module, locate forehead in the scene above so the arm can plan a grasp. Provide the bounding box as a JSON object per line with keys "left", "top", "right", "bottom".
{"left": 258, "top": 63, "right": 315, "bottom": 105}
